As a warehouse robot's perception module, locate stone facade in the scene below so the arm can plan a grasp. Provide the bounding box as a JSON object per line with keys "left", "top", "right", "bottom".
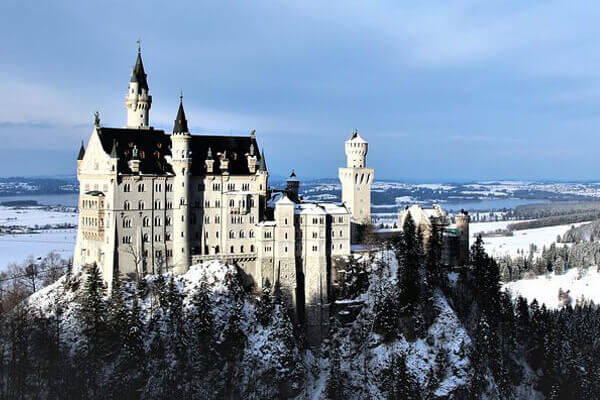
{"left": 74, "top": 47, "right": 371, "bottom": 345}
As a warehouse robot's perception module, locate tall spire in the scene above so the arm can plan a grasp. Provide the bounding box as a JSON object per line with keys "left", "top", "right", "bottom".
{"left": 131, "top": 43, "right": 148, "bottom": 91}
{"left": 173, "top": 95, "right": 189, "bottom": 133}
{"left": 77, "top": 140, "right": 85, "bottom": 160}
{"left": 259, "top": 149, "right": 267, "bottom": 172}
{"left": 110, "top": 139, "right": 118, "bottom": 158}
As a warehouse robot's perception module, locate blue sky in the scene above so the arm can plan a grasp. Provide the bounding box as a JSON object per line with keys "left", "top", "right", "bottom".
{"left": 1, "top": 1, "right": 600, "bottom": 181}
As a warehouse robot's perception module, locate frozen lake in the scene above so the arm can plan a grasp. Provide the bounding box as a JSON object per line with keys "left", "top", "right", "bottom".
{"left": 0, "top": 193, "right": 78, "bottom": 207}
{"left": 0, "top": 228, "right": 77, "bottom": 270}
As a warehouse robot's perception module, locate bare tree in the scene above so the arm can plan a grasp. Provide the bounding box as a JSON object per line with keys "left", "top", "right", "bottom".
{"left": 124, "top": 243, "right": 145, "bottom": 281}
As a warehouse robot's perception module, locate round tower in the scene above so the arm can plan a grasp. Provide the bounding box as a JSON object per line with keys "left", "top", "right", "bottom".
{"left": 171, "top": 96, "right": 192, "bottom": 274}
{"left": 455, "top": 210, "right": 470, "bottom": 266}
{"left": 338, "top": 130, "right": 374, "bottom": 223}
{"left": 125, "top": 45, "right": 152, "bottom": 129}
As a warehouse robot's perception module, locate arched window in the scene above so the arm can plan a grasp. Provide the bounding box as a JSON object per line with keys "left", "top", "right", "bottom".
{"left": 249, "top": 230, "right": 254, "bottom": 238}
{"left": 138, "top": 201, "right": 145, "bottom": 210}
{"left": 230, "top": 245, "right": 234, "bottom": 253}
{"left": 124, "top": 201, "right": 130, "bottom": 210}
{"left": 215, "top": 246, "right": 220, "bottom": 254}
{"left": 250, "top": 244, "right": 255, "bottom": 252}
{"left": 229, "top": 230, "right": 235, "bottom": 239}
{"left": 143, "top": 233, "right": 149, "bottom": 242}
{"left": 240, "top": 245, "right": 244, "bottom": 253}
{"left": 123, "top": 218, "right": 131, "bottom": 228}
{"left": 143, "top": 217, "right": 150, "bottom": 227}
{"left": 154, "top": 217, "right": 161, "bottom": 226}
{"left": 239, "top": 230, "right": 245, "bottom": 238}
{"left": 229, "top": 199, "right": 235, "bottom": 207}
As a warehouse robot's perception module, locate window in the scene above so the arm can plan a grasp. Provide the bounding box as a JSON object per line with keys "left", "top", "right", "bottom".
{"left": 215, "top": 215, "right": 221, "bottom": 224}
{"left": 312, "top": 245, "right": 318, "bottom": 252}
{"left": 284, "top": 232, "right": 288, "bottom": 239}
{"left": 312, "top": 232, "right": 318, "bottom": 239}
{"left": 166, "top": 217, "right": 172, "bottom": 226}
{"left": 154, "top": 217, "right": 161, "bottom": 226}
{"left": 180, "top": 198, "right": 185, "bottom": 206}
{"left": 229, "top": 199, "right": 235, "bottom": 207}
{"left": 205, "top": 231, "right": 209, "bottom": 239}
{"left": 240, "top": 245, "right": 244, "bottom": 253}
{"left": 165, "top": 233, "right": 171, "bottom": 241}
{"left": 166, "top": 249, "right": 173, "bottom": 257}
{"left": 339, "top": 230, "right": 343, "bottom": 237}
{"left": 166, "top": 183, "right": 173, "bottom": 192}
{"left": 205, "top": 216, "right": 210, "bottom": 224}
{"left": 216, "top": 231, "right": 219, "bottom": 238}
{"left": 124, "top": 201, "right": 130, "bottom": 210}
{"left": 213, "top": 183, "right": 221, "bottom": 191}
{"left": 123, "top": 183, "right": 131, "bottom": 192}
{"left": 284, "top": 246, "right": 288, "bottom": 253}
{"left": 229, "top": 230, "right": 235, "bottom": 239}
{"left": 143, "top": 217, "right": 150, "bottom": 227}
{"left": 122, "top": 236, "right": 132, "bottom": 244}
{"left": 250, "top": 215, "right": 255, "bottom": 223}
{"left": 249, "top": 230, "right": 254, "bottom": 238}
{"left": 166, "top": 201, "right": 173, "bottom": 209}
{"left": 264, "top": 232, "right": 272, "bottom": 239}
{"left": 215, "top": 200, "right": 221, "bottom": 207}
{"left": 205, "top": 200, "right": 211, "bottom": 207}
{"left": 155, "top": 250, "right": 162, "bottom": 258}
{"left": 143, "top": 233, "right": 149, "bottom": 242}
{"left": 250, "top": 198, "right": 255, "bottom": 207}
{"left": 242, "top": 183, "right": 250, "bottom": 191}
{"left": 138, "top": 201, "right": 145, "bottom": 210}
{"left": 154, "top": 200, "right": 161, "bottom": 209}
{"left": 230, "top": 245, "right": 234, "bottom": 253}
{"left": 250, "top": 245, "right": 255, "bottom": 252}
{"left": 284, "top": 218, "right": 288, "bottom": 225}
{"left": 239, "top": 230, "right": 245, "bottom": 238}
{"left": 227, "top": 183, "right": 235, "bottom": 191}
{"left": 138, "top": 183, "right": 145, "bottom": 192}
{"left": 123, "top": 218, "right": 131, "bottom": 228}
{"left": 155, "top": 184, "right": 162, "bottom": 192}
{"left": 215, "top": 246, "right": 220, "bottom": 254}
{"left": 154, "top": 234, "right": 161, "bottom": 242}
{"left": 338, "top": 216, "right": 344, "bottom": 223}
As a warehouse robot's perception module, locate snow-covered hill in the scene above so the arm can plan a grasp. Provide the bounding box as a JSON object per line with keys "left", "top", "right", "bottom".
{"left": 504, "top": 266, "right": 600, "bottom": 308}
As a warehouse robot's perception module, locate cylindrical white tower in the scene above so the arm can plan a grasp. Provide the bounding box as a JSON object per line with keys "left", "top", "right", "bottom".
{"left": 338, "top": 130, "right": 374, "bottom": 224}
{"left": 125, "top": 46, "right": 152, "bottom": 129}
{"left": 171, "top": 97, "right": 191, "bottom": 273}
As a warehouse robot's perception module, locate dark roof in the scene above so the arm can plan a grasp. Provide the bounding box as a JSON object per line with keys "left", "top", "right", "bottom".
{"left": 189, "top": 135, "right": 260, "bottom": 175}
{"left": 96, "top": 127, "right": 263, "bottom": 176}
{"left": 77, "top": 141, "right": 85, "bottom": 160}
{"left": 130, "top": 48, "right": 148, "bottom": 91}
{"left": 98, "top": 128, "right": 173, "bottom": 175}
{"left": 173, "top": 97, "right": 189, "bottom": 133}
{"left": 259, "top": 149, "right": 267, "bottom": 172}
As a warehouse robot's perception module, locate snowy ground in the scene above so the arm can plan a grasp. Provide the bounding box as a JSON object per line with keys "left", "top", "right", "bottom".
{"left": 0, "top": 205, "right": 78, "bottom": 228}
{"left": 0, "top": 228, "right": 76, "bottom": 269}
{"left": 470, "top": 221, "right": 588, "bottom": 258}
{"left": 504, "top": 267, "right": 600, "bottom": 309}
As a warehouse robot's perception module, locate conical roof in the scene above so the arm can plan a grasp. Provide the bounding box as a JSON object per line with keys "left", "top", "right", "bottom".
{"left": 259, "top": 149, "right": 267, "bottom": 172}
{"left": 130, "top": 46, "right": 148, "bottom": 91}
{"left": 173, "top": 96, "right": 189, "bottom": 133}
{"left": 77, "top": 141, "right": 85, "bottom": 160}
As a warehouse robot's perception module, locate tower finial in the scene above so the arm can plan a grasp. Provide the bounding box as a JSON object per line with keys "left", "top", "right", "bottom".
{"left": 94, "top": 111, "right": 100, "bottom": 127}
{"left": 137, "top": 38, "right": 141, "bottom": 53}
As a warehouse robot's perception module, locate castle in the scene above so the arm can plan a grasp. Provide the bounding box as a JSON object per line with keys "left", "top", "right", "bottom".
{"left": 73, "top": 46, "right": 374, "bottom": 344}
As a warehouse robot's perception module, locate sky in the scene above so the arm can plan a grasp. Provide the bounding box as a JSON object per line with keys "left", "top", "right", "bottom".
{"left": 1, "top": 1, "right": 600, "bottom": 181}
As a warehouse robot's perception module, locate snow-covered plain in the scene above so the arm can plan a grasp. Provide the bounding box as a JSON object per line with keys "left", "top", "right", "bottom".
{"left": 504, "top": 267, "right": 600, "bottom": 309}
{"left": 0, "top": 229, "right": 76, "bottom": 268}
{"left": 0, "top": 206, "right": 78, "bottom": 228}
{"left": 471, "top": 221, "right": 587, "bottom": 258}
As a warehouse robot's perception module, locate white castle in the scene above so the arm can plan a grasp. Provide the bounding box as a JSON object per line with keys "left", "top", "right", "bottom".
{"left": 74, "top": 47, "right": 373, "bottom": 344}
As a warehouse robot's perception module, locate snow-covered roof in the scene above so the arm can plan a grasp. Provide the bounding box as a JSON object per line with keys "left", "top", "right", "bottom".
{"left": 294, "top": 203, "right": 326, "bottom": 215}
{"left": 276, "top": 194, "right": 294, "bottom": 205}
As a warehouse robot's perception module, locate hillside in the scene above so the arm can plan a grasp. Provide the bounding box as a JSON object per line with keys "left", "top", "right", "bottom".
{"left": 2, "top": 235, "right": 600, "bottom": 398}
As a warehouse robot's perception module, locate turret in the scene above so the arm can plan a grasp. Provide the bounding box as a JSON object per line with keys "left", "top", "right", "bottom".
{"left": 338, "top": 130, "right": 374, "bottom": 223}
{"left": 77, "top": 140, "right": 85, "bottom": 175}
{"left": 455, "top": 210, "right": 470, "bottom": 266}
{"left": 286, "top": 170, "right": 299, "bottom": 201}
{"left": 205, "top": 147, "right": 215, "bottom": 173}
{"left": 128, "top": 145, "right": 141, "bottom": 173}
{"left": 170, "top": 96, "right": 191, "bottom": 273}
{"left": 125, "top": 44, "right": 152, "bottom": 129}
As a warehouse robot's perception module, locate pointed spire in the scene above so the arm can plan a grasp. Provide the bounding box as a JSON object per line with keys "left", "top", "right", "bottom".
{"left": 110, "top": 139, "right": 118, "bottom": 158}
{"left": 77, "top": 140, "right": 85, "bottom": 160}
{"left": 173, "top": 95, "right": 189, "bottom": 133}
{"left": 259, "top": 149, "right": 267, "bottom": 172}
{"left": 131, "top": 43, "right": 148, "bottom": 90}
{"left": 289, "top": 169, "right": 296, "bottom": 179}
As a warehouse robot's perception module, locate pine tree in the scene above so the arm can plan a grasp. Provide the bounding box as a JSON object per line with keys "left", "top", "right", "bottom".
{"left": 325, "top": 333, "right": 345, "bottom": 400}
{"left": 80, "top": 263, "right": 107, "bottom": 354}
{"left": 256, "top": 280, "right": 274, "bottom": 326}
{"left": 373, "top": 281, "right": 399, "bottom": 341}
{"left": 380, "top": 353, "right": 421, "bottom": 400}
{"left": 108, "top": 270, "right": 128, "bottom": 350}
{"left": 398, "top": 213, "right": 420, "bottom": 306}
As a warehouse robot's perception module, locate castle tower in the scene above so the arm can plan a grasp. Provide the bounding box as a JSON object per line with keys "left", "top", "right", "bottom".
{"left": 273, "top": 195, "right": 297, "bottom": 315}
{"left": 286, "top": 170, "right": 299, "bottom": 201}
{"left": 455, "top": 210, "right": 470, "bottom": 266}
{"left": 125, "top": 45, "right": 152, "bottom": 129}
{"left": 338, "top": 130, "right": 374, "bottom": 223}
{"left": 171, "top": 96, "right": 192, "bottom": 273}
